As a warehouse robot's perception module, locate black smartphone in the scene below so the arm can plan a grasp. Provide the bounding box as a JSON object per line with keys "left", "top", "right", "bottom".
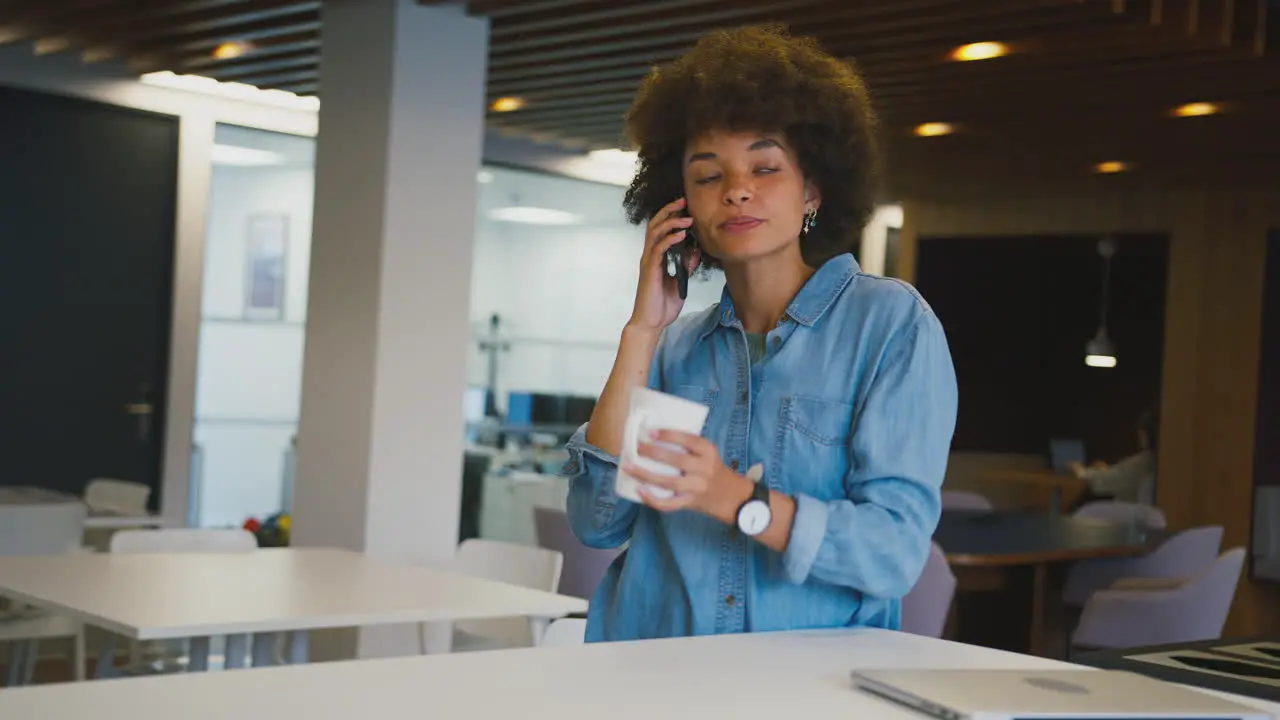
{"left": 665, "top": 208, "right": 692, "bottom": 300}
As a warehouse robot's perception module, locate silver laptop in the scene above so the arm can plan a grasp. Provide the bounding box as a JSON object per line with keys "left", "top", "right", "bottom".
{"left": 851, "top": 668, "right": 1272, "bottom": 720}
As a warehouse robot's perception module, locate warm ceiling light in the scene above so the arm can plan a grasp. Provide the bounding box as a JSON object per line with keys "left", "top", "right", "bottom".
{"left": 913, "top": 122, "right": 954, "bottom": 137}
{"left": 490, "top": 96, "right": 525, "bottom": 113}
{"left": 1094, "top": 161, "right": 1131, "bottom": 174}
{"left": 950, "top": 41, "right": 1008, "bottom": 62}
{"left": 33, "top": 36, "right": 71, "bottom": 55}
{"left": 212, "top": 41, "right": 251, "bottom": 60}
{"left": 1173, "top": 101, "right": 1220, "bottom": 117}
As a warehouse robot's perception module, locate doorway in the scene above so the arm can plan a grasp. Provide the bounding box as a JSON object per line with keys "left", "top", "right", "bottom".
{"left": 0, "top": 85, "right": 178, "bottom": 506}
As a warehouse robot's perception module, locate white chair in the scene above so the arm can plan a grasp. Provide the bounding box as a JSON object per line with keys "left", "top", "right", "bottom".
{"left": 421, "top": 538, "right": 563, "bottom": 653}
{"left": 100, "top": 528, "right": 258, "bottom": 676}
{"left": 0, "top": 501, "right": 89, "bottom": 685}
{"left": 538, "top": 617, "right": 586, "bottom": 647}
{"left": 83, "top": 478, "right": 150, "bottom": 514}
{"left": 900, "top": 542, "right": 957, "bottom": 639}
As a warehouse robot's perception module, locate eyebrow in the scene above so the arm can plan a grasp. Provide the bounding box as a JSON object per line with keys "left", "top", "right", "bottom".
{"left": 686, "top": 138, "right": 781, "bottom": 165}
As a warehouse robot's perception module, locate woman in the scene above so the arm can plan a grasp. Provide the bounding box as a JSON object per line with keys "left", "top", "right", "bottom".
{"left": 1069, "top": 409, "right": 1158, "bottom": 505}
{"left": 563, "top": 26, "right": 958, "bottom": 642}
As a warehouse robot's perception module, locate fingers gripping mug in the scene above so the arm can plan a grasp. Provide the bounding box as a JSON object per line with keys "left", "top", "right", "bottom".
{"left": 615, "top": 386, "right": 710, "bottom": 503}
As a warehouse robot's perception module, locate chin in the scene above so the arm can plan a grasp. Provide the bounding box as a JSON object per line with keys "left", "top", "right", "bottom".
{"left": 705, "top": 234, "right": 795, "bottom": 265}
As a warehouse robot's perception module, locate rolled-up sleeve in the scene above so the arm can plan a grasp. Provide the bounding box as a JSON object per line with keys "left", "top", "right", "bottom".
{"left": 782, "top": 310, "right": 957, "bottom": 598}
{"left": 563, "top": 332, "right": 668, "bottom": 549}
{"left": 563, "top": 427, "right": 638, "bottom": 549}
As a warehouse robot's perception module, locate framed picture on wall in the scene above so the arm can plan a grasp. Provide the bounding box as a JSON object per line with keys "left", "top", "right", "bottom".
{"left": 243, "top": 213, "right": 288, "bottom": 321}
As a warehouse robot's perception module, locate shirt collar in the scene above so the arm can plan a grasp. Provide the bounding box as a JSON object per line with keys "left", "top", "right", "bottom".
{"left": 698, "top": 253, "right": 860, "bottom": 339}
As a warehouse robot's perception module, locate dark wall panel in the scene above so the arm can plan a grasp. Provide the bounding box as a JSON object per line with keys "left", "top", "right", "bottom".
{"left": 916, "top": 234, "right": 1169, "bottom": 462}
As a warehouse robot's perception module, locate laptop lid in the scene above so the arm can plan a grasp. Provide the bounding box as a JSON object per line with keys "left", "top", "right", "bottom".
{"left": 851, "top": 668, "right": 1272, "bottom": 720}
{"left": 1049, "top": 438, "right": 1086, "bottom": 473}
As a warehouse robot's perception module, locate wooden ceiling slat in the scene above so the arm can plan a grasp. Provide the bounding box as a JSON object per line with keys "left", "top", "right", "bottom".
{"left": 166, "top": 12, "right": 319, "bottom": 52}
{"left": 77, "top": 0, "right": 316, "bottom": 62}
{"left": 487, "top": 0, "right": 1070, "bottom": 70}
{"left": 488, "top": 65, "right": 651, "bottom": 96}
{"left": 275, "top": 80, "right": 317, "bottom": 94}
{"left": 200, "top": 48, "right": 316, "bottom": 78}
{"left": 142, "top": 31, "right": 320, "bottom": 73}
{"left": 461, "top": 0, "right": 610, "bottom": 20}
{"left": 490, "top": 0, "right": 828, "bottom": 50}
{"left": 486, "top": 1, "right": 1096, "bottom": 80}
{"left": 1, "top": 0, "right": 1275, "bottom": 190}
{"left": 229, "top": 68, "right": 317, "bottom": 86}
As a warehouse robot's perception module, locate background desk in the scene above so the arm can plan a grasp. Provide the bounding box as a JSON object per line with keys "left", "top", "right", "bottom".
{"left": 934, "top": 511, "right": 1160, "bottom": 657}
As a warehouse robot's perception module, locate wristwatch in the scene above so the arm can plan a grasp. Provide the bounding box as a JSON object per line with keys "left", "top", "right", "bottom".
{"left": 736, "top": 464, "right": 772, "bottom": 536}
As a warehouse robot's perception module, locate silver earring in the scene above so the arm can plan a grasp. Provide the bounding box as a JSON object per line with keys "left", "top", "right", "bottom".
{"left": 802, "top": 207, "right": 818, "bottom": 236}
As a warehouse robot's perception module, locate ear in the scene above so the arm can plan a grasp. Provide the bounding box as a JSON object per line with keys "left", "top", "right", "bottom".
{"left": 803, "top": 181, "right": 822, "bottom": 212}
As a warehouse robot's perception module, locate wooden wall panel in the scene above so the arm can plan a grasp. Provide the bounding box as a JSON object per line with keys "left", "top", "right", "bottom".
{"left": 901, "top": 186, "right": 1280, "bottom": 638}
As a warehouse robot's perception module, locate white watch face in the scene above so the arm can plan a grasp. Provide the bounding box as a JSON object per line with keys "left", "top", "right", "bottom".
{"left": 737, "top": 500, "right": 772, "bottom": 536}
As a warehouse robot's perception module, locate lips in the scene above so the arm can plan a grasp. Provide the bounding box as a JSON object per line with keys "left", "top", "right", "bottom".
{"left": 720, "top": 217, "right": 763, "bottom": 232}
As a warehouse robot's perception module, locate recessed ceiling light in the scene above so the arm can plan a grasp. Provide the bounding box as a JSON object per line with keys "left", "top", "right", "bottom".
{"left": 588, "top": 148, "right": 638, "bottom": 163}
{"left": 488, "top": 206, "right": 582, "bottom": 225}
{"left": 950, "top": 41, "right": 1008, "bottom": 62}
{"left": 1094, "top": 161, "right": 1131, "bottom": 174}
{"left": 1172, "top": 101, "right": 1220, "bottom": 117}
{"left": 476, "top": 170, "right": 494, "bottom": 184}
{"left": 213, "top": 41, "right": 252, "bottom": 60}
{"left": 913, "top": 122, "right": 954, "bottom": 137}
{"left": 490, "top": 96, "right": 525, "bottom": 113}
{"left": 33, "top": 36, "right": 71, "bottom": 55}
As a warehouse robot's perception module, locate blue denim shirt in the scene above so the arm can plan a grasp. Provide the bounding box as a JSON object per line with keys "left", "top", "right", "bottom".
{"left": 563, "top": 254, "right": 958, "bottom": 642}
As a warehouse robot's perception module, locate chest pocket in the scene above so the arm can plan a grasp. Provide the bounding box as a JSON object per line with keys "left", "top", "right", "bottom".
{"left": 669, "top": 384, "right": 719, "bottom": 434}
{"left": 772, "top": 395, "right": 854, "bottom": 501}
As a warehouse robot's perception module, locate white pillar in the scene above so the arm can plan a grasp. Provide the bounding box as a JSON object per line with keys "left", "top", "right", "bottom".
{"left": 293, "top": 0, "right": 489, "bottom": 658}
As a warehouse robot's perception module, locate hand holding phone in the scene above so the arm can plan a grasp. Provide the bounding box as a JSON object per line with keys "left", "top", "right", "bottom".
{"left": 630, "top": 198, "right": 697, "bottom": 333}
{"left": 664, "top": 208, "right": 694, "bottom": 300}
{"left": 666, "top": 244, "right": 690, "bottom": 300}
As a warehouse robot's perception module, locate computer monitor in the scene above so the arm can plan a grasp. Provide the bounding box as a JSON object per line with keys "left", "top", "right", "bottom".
{"left": 564, "top": 395, "right": 597, "bottom": 426}
{"left": 530, "top": 393, "right": 568, "bottom": 425}
{"left": 507, "top": 391, "right": 534, "bottom": 427}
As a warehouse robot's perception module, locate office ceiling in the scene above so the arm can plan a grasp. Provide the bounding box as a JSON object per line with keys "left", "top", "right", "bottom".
{"left": 2, "top": 0, "right": 1278, "bottom": 196}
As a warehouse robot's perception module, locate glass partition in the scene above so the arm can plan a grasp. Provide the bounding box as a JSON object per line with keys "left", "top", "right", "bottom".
{"left": 190, "top": 124, "right": 315, "bottom": 527}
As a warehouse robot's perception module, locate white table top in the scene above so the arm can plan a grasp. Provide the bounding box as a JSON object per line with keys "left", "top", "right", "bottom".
{"left": 83, "top": 512, "right": 165, "bottom": 530}
{"left": 0, "top": 547, "right": 585, "bottom": 640}
{"left": 0, "top": 629, "right": 1274, "bottom": 720}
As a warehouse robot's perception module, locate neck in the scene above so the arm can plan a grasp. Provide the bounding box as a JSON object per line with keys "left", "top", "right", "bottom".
{"left": 722, "top": 245, "right": 815, "bottom": 333}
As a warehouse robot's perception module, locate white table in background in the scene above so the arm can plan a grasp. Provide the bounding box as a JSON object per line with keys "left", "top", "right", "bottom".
{"left": 83, "top": 509, "right": 165, "bottom": 530}
{"left": 0, "top": 628, "right": 1274, "bottom": 720}
{"left": 0, "top": 546, "right": 585, "bottom": 670}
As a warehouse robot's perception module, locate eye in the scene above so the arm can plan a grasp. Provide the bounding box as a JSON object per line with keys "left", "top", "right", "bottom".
{"left": 754, "top": 166, "right": 780, "bottom": 175}
{"left": 694, "top": 174, "right": 722, "bottom": 185}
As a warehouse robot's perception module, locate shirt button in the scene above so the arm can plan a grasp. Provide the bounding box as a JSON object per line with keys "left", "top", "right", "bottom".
{"left": 730, "top": 460, "right": 739, "bottom": 471}
{"left": 739, "top": 390, "right": 748, "bottom": 403}
{"left": 772, "top": 336, "right": 781, "bottom": 346}
{"left": 725, "top": 595, "right": 736, "bottom": 606}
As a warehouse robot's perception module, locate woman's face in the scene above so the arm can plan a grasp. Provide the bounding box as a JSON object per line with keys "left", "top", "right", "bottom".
{"left": 681, "top": 130, "right": 819, "bottom": 266}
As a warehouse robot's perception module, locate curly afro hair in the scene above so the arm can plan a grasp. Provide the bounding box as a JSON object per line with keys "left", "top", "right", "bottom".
{"left": 622, "top": 24, "right": 881, "bottom": 269}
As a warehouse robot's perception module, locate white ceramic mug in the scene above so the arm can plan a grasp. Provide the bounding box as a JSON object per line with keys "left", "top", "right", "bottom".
{"left": 615, "top": 386, "right": 710, "bottom": 503}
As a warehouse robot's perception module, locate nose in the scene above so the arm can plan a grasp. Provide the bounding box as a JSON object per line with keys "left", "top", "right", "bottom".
{"left": 722, "top": 169, "right": 753, "bottom": 206}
